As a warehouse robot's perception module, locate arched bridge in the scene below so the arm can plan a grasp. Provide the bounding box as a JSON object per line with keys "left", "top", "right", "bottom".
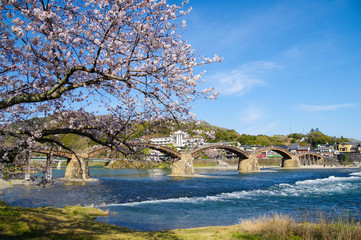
{"left": 170, "top": 145, "right": 324, "bottom": 176}
{"left": 25, "top": 143, "right": 325, "bottom": 179}
{"left": 191, "top": 144, "right": 249, "bottom": 159}
{"left": 249, "top": 147, "right": 300, "bottom": 168}
{"left": 87, "top": 143, "right": 181, "bottom": 159}
{"left": 30, "top": 149, "right": 73, "bottom": 159}
{"left": 251, "top": 147, "right": 293, "bottom": 160}
{"left": 297, "top": 152, "right": 324, "bottom": 166}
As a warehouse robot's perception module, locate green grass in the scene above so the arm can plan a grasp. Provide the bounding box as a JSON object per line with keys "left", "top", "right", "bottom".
{"left": 1, "top": 200, "right": 361, "bottom": 240}
{"left": 108, "top": 160, "right": 168, "bottom": 169}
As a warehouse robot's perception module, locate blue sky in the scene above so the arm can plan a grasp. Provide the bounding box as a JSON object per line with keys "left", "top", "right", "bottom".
{"left": 183, "top": 0, "right": 361, "bottom": 140}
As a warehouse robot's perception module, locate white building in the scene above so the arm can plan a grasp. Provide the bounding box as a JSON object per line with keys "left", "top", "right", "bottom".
{"left": 149, "top": 136, "right": 171, "bottom": 146}
{"left": 146, "top": 130, "right": 204, "bottom": 161}
{"left": 150, "top": 130, "right": 205, "bottom": 149}
{"left": 318, "top": 144, "right": 337, "bottom": 156}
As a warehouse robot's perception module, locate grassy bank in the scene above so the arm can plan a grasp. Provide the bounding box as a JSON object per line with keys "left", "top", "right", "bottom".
{"left": 106, "top": 160, "right": 171, "bottom": 169}
{"left": 1, "top": 200, "right": 361, "bottom": 239}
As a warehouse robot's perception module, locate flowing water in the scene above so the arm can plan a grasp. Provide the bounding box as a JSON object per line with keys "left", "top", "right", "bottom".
{"left": 1, "top": 167, "right": 361, "bottom": 231}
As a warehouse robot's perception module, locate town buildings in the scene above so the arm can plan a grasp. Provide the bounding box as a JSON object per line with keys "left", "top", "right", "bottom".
{"left": 149, "top": 130, "right": 205, "bottom": 149}
{"left": 318, "top": 144, "right": 338, "bottom": 156}
{"left": 146, "top": 130, "right": 205, "bottom": 161}
{"left": 146, "top": 130, "right": 360, "bottom": 161}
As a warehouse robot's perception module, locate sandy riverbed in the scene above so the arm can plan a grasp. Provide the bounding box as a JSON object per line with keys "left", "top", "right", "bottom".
{"left": 0, "top": 179, "right": 31, "bottom": 191}
{"left": 0, "top": 178, "right": 99, "bottom": 191}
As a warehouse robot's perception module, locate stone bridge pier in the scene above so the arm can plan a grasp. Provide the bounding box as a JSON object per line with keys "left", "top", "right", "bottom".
{"left": 238, "top": 155, "right": 260, "bottom": 173}
{"left": 282, "top": 156, "right": 301, "bottom": 168}
{"left": 169, "top": 153, "right": 262, "bottom": 176}
{"left": 64, "top": 154, "right": 90, "bottom": 180}
{"left": 170, "top": 153, "right": 195, "bottom": 176}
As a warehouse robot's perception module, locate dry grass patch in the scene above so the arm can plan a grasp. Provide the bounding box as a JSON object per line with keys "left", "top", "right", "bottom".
{"left": 174, "top": 225, "right": 243, "bottom": 240}
{"left": 238, "top": 213, "right": 361, "bottom": 240}
{"left": 240, "top": 214, "right": 298, "bottom": 239}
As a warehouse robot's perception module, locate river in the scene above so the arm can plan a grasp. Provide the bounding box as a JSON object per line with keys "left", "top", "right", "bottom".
{"left": 1, "top": 167, "right": 361, "bottom": 231}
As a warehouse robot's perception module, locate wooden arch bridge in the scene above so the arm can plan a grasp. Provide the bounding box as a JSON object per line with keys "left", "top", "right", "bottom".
{"left": 26, "top": 143, "right": 324, "bottom": 180}
{"left": 170, "top": 145, "right": 323, "bottom": 175}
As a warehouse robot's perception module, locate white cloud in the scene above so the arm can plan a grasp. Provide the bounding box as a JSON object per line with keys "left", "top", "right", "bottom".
{"left": 237, "top": 102, "right": 279, "bottom": 135}
{"left": 216, "top": 72, "right": 264, "bottom": 95}
{"left": 239, "top": 103, "right": 263, "bottom": 124}
{"left": 211, "top": 61, "right": 281, "bottom": 96}
{"left": 298, "top": 103, "right": 358, "bottom": 112}
{"left": 241, "top": 61, "right": 282, "bottom": 72}
{"left": 284, "top": 47, "right": 303, "bottom": 58}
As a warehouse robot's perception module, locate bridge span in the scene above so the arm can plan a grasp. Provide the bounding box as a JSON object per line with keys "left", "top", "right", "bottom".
{"left": 25, "top": 144, "right": 324, "bottom": 180}
{"left": 170, "top": 145, "right": 325, "bottom": 176}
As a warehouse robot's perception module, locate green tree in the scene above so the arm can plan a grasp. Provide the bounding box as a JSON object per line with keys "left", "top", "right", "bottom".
{"left": 306, "top": 130, "right": 334, "bottom": 147}
{"left": 336, "top": 136, "right": 350, "bottom": 144}
{"left": 255, "top": 135, "right": 272, "bottom": 146}
{"left": 288, "top": 133, "right": 305, "bottom": 141}
{"left": 341, "top": 153, "right": 348, "bottom": 163}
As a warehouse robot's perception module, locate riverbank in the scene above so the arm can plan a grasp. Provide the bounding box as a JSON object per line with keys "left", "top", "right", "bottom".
{"left": 1, "top": 164, "right": 359, "bottom": 189}
{"left": 195, "top": 164, "right": 361, "bottom": 170}
{"left": 0, "top": 179, "right": 30, "bottom": 191}
{"left": 2, "top": 167, "right": 361, "bottom": 239}
{"left": 1, "top": 199, "right": 361, "bottom": 240}
{"left": 0, "top": 178, "right": 101, "bottom": 191}
{"left": 0, "top": 199, "right": 242, "bottom": 239}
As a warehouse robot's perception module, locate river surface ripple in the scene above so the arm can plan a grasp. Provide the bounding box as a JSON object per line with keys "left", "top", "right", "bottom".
{"left": 1, "top": 167, "right": 361, "bottom": 231}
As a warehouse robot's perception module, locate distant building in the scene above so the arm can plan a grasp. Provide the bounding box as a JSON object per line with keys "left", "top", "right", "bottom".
{"left": 149, "top": 130, "right": 205, "bottom": 149}
{"left": 256, "top": 151, "right": 278, "bottom": 158}
{"left": 297, "top": 146, "right": 311, "bottom": 154}
{"left": 149, "top": 136, "right": 171, "bottom": 146}
{"left": 274, "top": 145, "right": 289, "bottom": 150}
{"left": 146, "top": 130, "right": 205, "bottom": 161}
{"left": 338, "top": 142, "right": 361, "bottom": 153}
{"left": 288, "top": 143, "right": 299, "bottom": 154}
{"left": 238, "top": 145, "right": 260, "bottom": 152}
{"left": 288, "top": 143, "right": 311, "bottom": 154}
{"left": 318, "top": 144, "right": 337, "bottom": 156}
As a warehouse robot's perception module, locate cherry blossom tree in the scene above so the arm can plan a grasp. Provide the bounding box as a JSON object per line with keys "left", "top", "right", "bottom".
{"left": 0, "top": 0, "right": 220, "bottom": 178}
{"left": 204, "top": 149, "right": 221, "bottom": 159}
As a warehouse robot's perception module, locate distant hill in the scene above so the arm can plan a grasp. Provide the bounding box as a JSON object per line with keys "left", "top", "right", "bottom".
{"left": 3, "top": 115, "right": 352, "bottom": 153}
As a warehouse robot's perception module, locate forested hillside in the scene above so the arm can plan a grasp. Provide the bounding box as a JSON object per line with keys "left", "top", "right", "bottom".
{"left": 4, "top": 116, "right": 351, "bottom": 154}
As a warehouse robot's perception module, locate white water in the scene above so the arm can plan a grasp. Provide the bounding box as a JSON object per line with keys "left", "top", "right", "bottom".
{"left": 102, "top": 172, "right": 361, "bottom": 207}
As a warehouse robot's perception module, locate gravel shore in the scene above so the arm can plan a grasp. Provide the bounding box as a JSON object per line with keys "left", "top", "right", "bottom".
{"left": 0, "top": 177, "right": 99, "bottom": 192}
{"left": 0, "top": 179, "right": 29, "bottom": 191}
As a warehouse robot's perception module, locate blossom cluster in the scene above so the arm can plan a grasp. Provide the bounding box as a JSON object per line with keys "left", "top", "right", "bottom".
{"left": 0, "top": 0, "right": 221, "bottom": 158}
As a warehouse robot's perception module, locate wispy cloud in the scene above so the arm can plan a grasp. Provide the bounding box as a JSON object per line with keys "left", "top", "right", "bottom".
{"left": 238, "top": 102, "right": 279, "bottom": 135}
{"left": 211, "top": 61, "right": 281, "bottom": 96}
{"left": 215, "top": 72, "right": 264, "bottom": 96}
{"left": 239, "top": 103, "right": 264, "bottom": 124}
{"left": 242, "top": 61, "right": 282, "bottom": 72}
{"left": 284, "top": 46, "right": 303, "bottom": 58}
{"left": 298, "top": 103, "right": 358, "bottom": 112}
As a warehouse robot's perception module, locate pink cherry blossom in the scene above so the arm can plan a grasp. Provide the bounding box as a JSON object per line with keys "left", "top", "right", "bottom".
{"left": 0, "top": 0, "right": 221, "bottom": 168}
